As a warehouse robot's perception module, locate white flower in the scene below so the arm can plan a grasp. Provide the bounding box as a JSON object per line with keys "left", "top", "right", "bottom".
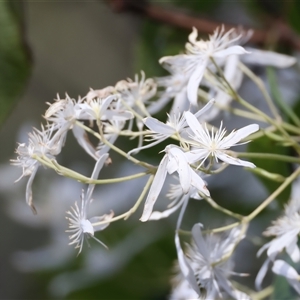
{"left": 115, "top": 71, "right": 157, "bottom": 114}
{"left": 77, "top": 94, "right": 133, "bottom": 122}
{"left": 66, "top": 154, "right": 114, "bottom": 254}
{"left": 148, "top": 176, "right": 202, "bottom": 221}
{"left": 185, "top": 110, "right": 259, "bottom": 168}
{"left": 161, "top": 27, "right": 248, "bottom": 106}
{"left": 154, "top": 66, "right": 190, "bottom": 115}
{"left": 140, "top": 145, "right": 209, "bottom": 222}
{"left": 175, "top": 223, "right": 249, "bottom": 299}
{"left": 11, "top": 126, "right": 57, "bottom": 214}
{"left": 45, "top": 95, "right": 100, "bottom": 160}
{"left": 256, "top": 177, "right": 300, "bottom": 289}
{"left": 129, "top": 100, "right": 215, "bottom": 156}
{"left": 272, "top": 260, "right": 300, "bottom": 295}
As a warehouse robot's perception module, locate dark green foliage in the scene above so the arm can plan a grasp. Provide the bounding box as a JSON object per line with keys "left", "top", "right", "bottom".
{"left": 0, "top": 2, "right": 31, "bottom": 125}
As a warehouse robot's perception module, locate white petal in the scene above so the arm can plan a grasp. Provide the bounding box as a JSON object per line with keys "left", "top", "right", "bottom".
{"left": 214, "top": 45, "right": 249, "bottom": 58}
{"left": 221, "top": 124, "right": 259, "bottom": 147}
{"left": 242, "top": 47, "right": 297, "bottom": 68}
{"left": 140, "top": 155, "right": 168, "bottom": 222}
{"left": 25, "top": 166, "right": 38, "bottom": 214}
{"left": 175, "top": 232, "right": 200, "bottom": 295}
{"left": 191, "top": 223, "right": 210, "bottom": 259}
{"left": 190, "top": 169, "right": 210, "bottom": 196}
{"left": 86, "top": 154, "right": 109, "bottom": 201}
{"left": 148, "top": 196, "right": 186, "bottom": 221}
{"left": 81, "top": 219, "right": 94, "bottom": 235}
{"left": 167, "top": 146, "right": 191, "bottom": 194}
{"left": 187, "top": 62, "right": 208, "bottom": 105}
{"left": 89, "top": 210, "right": 114, "bottom": 232}
{"left": 194, "top": 98, "right": 216, "bottom": 119}
{"left": 272, "top": 260, "right": 299, "bottom": 280}
{"left": 188, "top": 27, "right": 198, "bottom": 44}
{"left": 184, "top": 111, "right": 206, "bottom": 137}
{"left": 286, "top": 241, "right": 300, "bottom": 263}
{"left": 267, "top": 230, "right": 299, "bottom": 258}
{"left": 72, "top": 124, "right": 98, "bottom": 160}
{"left": 255, "top": 257, "right": 272, "bottom": 290}
{"left": 144, "top": 117, "right": 175, "bottom": 135}
{"left": 216, "top": 152, "right": 256, "bottom": 168}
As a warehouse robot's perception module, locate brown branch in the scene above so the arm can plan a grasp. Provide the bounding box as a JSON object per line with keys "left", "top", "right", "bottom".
{"left": 106, "top": 0, "right": 300, "bottom": 50}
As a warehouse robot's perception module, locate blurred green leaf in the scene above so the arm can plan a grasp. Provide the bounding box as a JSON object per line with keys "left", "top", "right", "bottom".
{"left": 135, "top": 20, "right": 187, "bottom": 77}
{"left": 0, "top": 2, "right": 31, "bottom": 125}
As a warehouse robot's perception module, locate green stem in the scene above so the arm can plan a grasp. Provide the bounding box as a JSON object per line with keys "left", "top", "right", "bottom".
{"left": 92, "top": 174, "right": 154, "bottom": 225}
{"left": 204, "top": 196, "right": 244, "bottom": 220}
{"left": 75, "top": 121, "right": 156, "bottom": 172}
{"left": 210, "top": 58, "right": 300, "bottom": 153}
{"left": 245, "top": 166, "right": 300, "bottom": 222}
{"left": 33, "top": 155, "right": 148, "bottom": 184}
{"left": 239, "top": 62, "right": 280, "bottom": 121}
{"left": 236, "top": 152, "right": 300, "bottom": 163}
{"left": 267, "top": 66, "right": 300, "bottom": 127}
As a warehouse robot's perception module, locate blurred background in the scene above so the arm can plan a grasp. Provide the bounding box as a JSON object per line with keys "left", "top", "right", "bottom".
{"left": 1, "top": 1, "right": 300, "bottom": 299}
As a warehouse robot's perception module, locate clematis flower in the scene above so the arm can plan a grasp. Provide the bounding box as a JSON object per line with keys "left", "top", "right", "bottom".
{"left": 160, "top": 27, "right": 248, "bottom": 106}
{"left": 184, "top": 110, "right": 259, "bottom": 168}
{"left": 148, "top": 176, "right": 202, "bottom": 221}
{"left": 11, "top": 125, "right": 58, "bottom": 214}
{"left": 140, "top": 145, "right": 209, "bottom": 222}
{"left": 115, "top": 71, "right": 157, "bottom": 114}
{"left": 128, "top": 99, "right": 215, "bottom": 156}
{"left": 256, "top": 176, "right": 300, "bottom": 289}
{"left": 174, "top": 223, "right": 249, "bottom": 299}
{"left": 45, "top": 95, "right": 100, "bottom": 160}
{"left": 66, "top": 154, "right": 114, "bottom": 254}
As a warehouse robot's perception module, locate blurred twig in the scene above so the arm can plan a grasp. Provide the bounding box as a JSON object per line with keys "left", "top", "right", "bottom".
{"left": 106, "top": 0, "right": 300, "bottom": 50}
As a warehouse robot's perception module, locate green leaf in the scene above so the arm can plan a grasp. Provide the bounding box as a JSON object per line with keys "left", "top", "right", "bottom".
{"left": 0, "top": 2, "right": 32, "bottom": 125}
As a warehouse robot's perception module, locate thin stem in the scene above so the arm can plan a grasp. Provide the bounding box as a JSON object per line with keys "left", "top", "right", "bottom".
{"left": 33, "top": 154, "right": 148, "bottom": 184}
{"left": 250, "top": 285, "right": 274, "bottom": 300}
{"left": 204, "top": 196, "right": 244, "bottom": 220}
{"left": 267, "top": 66, "right": 300, "bottom": 127}
{"left": 210, "top": 58, "right": 300, "bottom": 153}
{"left": 236, "top": 152, "right": 300, "bottom": 164}
{"left": 239, "top": 62, "right": 280, "bottom": 121}
{"left": 75, "top": 121, "right": 157, "bottom": 172}
{"left": 245, "top": 166, "right": 300, "bottom": 222}
{"left": 92, "top": 174, "right": 154, "bottom": 225}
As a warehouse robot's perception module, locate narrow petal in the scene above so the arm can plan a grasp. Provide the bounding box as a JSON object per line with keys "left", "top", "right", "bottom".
{"left": 187, "top": 62, "right": 207, "bottom": 105}
{"left": 175, "top": 231, "right": 200, "bottom": 295}
{"left": 194, "top": 98, "right": 216, "bottom": 119}
{"left": 148, "top": 195, "right": 187, "bottom": 221}
{"left": 167, "top": 146, "right": 191, "bottom": 194}
{"left": 272, "top": 260, "right": 299, "bottom": 280}
{"left": 144, "top": 117, "right": 175, "bottom": 135}
{"left": 25, "top": 166, "right": 38, "bottom": 214}
{"left": 242, "top": 47, "right": 297, "bottom": 68}
{"left": 185, "top": 111, "right": 206, "bottom": 137}
{"left": 85, "top": 153, "right": 109, "bottom": 201}
{"left": 216, "top": 152, "right": 256, "bottom": 168}
{"left": 140, "top": 155, "right": 168, "bottom": 222}
{"left": 190, "top": 169, "right": 210, "bottom": 196}
{"left": 221, "top": 124, "right": 259, "bottom": 147}
{"left": 191, "top": 223, "right": 210, "bottom": 260}
{"left": 89, "top": 210, "right": 114, "bottom": 232}
{"left": 72, "top": 124, "right": 98, "bottom": 160}
{"left": 214, "top": 46, "right": 249, "bottom": 58}
{"left": 255, "top": 257, "right": 272, "bottom": 290}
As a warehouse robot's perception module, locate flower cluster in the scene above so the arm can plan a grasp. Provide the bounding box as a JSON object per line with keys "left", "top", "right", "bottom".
{"left": 11, "top": 26, "right": 300, "bottom": 299}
